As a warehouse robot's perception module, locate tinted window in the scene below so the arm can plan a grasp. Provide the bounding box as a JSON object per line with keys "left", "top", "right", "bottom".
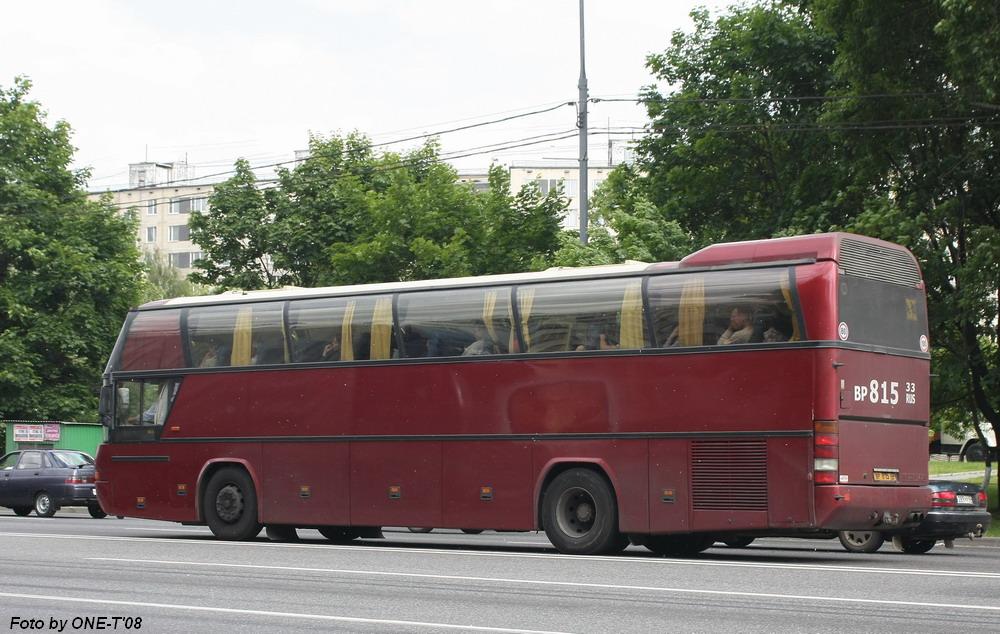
{"left": 0, "top": 453, "right": 19, "bottom": 470}
{"left": 52, "top": 451, "right": 93, "bottom": 467}
{"left": 17, "top": 452, "right": 43, "bottom": 469}
{"left": 517, "top": 278, "right": 647, "bottom": 353}
{"left": 187, "top": 302, "right": 285, "bottom": 367}
{"left": 119, "top": 309, "right": 184, "bottom": 371}
{"left": 114, "top": 377, "right": 181, "bottom": 442}
{"left": 288, "top": 294, "right": 396, "bottom": 362}
{"left": 397, "top": 287, "right": 512, "bottom": 358}
{"left": 839, "top": 276, "right": 927, "bottom": 351}
{"left": 648, "top": 268, "right": 802, "bottom": 347}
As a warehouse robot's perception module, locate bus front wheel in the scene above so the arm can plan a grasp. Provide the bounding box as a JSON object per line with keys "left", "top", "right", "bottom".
{"left": 542, "top": 468, "right": 626, "bottom": 555}
{"left": 203, "top": 467, "right": 263, "bottom": 540}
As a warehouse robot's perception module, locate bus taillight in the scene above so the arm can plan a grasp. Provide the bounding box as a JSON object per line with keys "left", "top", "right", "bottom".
{"left": 814, "top": 420, "right": 839, "bottom": 484}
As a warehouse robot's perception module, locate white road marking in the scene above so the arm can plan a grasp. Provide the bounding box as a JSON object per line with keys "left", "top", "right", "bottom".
{"left": 86, "top": 558, "right": 1000, "bottom": 613}
{"left": 2, "top": 530, "right": 1000, "bottom": 580}
{"left": 0, "top": 592, "right": 570, "bottom": 633}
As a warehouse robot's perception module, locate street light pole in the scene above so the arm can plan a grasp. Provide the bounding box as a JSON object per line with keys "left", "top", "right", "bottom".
{"left": 578, "top": 0, "right": 589, "bottom": 245}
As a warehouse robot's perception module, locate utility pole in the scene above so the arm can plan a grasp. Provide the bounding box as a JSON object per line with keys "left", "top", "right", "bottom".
{"left": 577, "top": 0, "right": 589, "bottom": 245}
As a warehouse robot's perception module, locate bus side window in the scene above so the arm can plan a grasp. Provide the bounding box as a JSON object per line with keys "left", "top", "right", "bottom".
{"left": 188, "top": 306, "right": 236, "bottom": 367}
{"left": 397, "top": 287, "right": 512, "bottom": 358}
{"left": 518, "top": 279, "right": 642, "bottom": 354}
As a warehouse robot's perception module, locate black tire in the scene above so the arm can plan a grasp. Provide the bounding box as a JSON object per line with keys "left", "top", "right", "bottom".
{"left": 461, "top": 529, "right": 484, "bottom": 535}
{"left": 202, "top": 466, "right": 262, "bottom": 540}
{"left": 721, "top": 536, "right": 755, "bottom": 548}
{"left": 88, "top": 503, "right": 108, "bottom": 519}
{"left": 408, "top": 527, "right": 433, "bottom": 533}
{"left": 964, "top": 442, "right": 986, "bottom": 462}
{"left": 12, "top": 506, "right": 32, "bottom": 517}
{"left": 892, "top": 536, "right": 937, "bottom": 554}
{"left": 541, "top": 468, "right": 624, "bottom": 555}
{"left": 643, "top": 534, "right": 714, "bottom": 556}
{"left": 265, "top": 525, "right": 299, "bottom": 541}
{"left": 34, "top": 492, "right": 57, "bottom": 518}
{"left": 838, "top": 530, "right": 885, "bottom": 553}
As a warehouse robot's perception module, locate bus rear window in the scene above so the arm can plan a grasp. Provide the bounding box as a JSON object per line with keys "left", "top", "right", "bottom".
{"left": 839, "top": 275, "right": 927, "bottom": 351}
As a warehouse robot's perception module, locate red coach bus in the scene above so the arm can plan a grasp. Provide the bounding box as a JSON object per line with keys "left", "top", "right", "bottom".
{"left": 96, "top": 232, "right": 931, "bottom": 555}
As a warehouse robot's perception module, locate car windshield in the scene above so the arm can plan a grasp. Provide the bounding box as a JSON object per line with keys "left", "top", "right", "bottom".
{"left": 52, "top": 451, "right": 93, "bottom": 467}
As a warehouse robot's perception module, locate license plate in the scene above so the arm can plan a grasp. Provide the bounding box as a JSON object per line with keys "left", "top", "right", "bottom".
{"left": 958, "top": 494, "right": 974, "bottom": 505}
{"left": 873, "top": 471, "right": 898, "bottom": 482}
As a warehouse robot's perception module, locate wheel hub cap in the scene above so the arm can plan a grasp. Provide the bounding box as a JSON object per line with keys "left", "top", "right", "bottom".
{"left": 216, "top": 484, "right": 244, "bottom": 523}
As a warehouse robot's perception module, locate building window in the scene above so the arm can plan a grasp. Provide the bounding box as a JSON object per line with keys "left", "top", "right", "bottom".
{"left": 534, "top": 179, "right": 566, "bottom": 196}
{"left": 170, "top": 197, "right": 207, "bottom": 215}
{"left": 168, "top": 252, "right": 192, "bottom": 269}
{"left": 146, "top": 226, "right": 157, "bottom": 243}
{"left": 146, "top": 200, "right": 157, "bottom": 215}
{"left": 168, "top": 225, "right": 190, "bottom": 242}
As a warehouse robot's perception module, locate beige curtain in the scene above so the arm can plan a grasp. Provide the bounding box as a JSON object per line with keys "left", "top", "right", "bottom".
{"left": 341, "top": 301, "right": 356, "bottom": 361}
{"left": 231, "top": 307, "right": 253, "bottom": 366}
{"left": 780, "top": 277, "right": 801, "bottom": 342}
{"left": 483, "top": 290, "right": 498, "bottom": 343}
{"left": 518, "top": 288, "right": 536, "bottom": 352}
{"left": 678, "top": 276, "right": 705, "bottom": 346}
{"left": 370, "top": 297, "right": 393, "bottom": 360}
{"left": 619, "top": 280, "right": 645, "bottom": 349}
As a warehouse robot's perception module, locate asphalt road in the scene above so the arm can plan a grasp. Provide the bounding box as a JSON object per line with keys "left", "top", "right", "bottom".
{"left": 2, "top": 511, "right": 1000, "bottom": 633}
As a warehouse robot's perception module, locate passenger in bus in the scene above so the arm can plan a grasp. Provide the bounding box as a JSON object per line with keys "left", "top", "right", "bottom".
{"left": 763, "top": 326, "right": 787, "bottom": 343}
{"left": 717, "top": 306, "right": 754, "bottom": 345}
{"left": 321, "top": 335, "right": 342, "bottom": 361}
{"left": 462, "top": 324, "right": 496, "bottom": 356}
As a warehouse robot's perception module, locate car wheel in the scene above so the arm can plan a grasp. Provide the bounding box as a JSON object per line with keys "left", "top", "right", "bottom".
{"left": 838, "top": 530, "right": 885, "bottom": 553}
{"left": 721, "top": 536, "right": 755, "bottom": 548}
{"left": 643, "top": 534, "right": 715, "bottom": 556}
{"left": 12, "top": 506, "right": 32, "bottom": 517}
{"left": 202, "top": 466, "right": 262, "bottom": 540}
{"left": 88, "top": 503, "right": 108, "bottom": 519}
{"left": 542, "top": 468, "right": 625, "bottom": 555}
{"left": 407, "top": 527, "right": 433, "bottom": 533}
{"left": 34, "top": 492, "right": 57, "bottom": 518}
{"left": 963, "top": 442, "right": 986, "bottom": 462}
{"left": 892, "top": 536, "right": 937, "bottom": 554}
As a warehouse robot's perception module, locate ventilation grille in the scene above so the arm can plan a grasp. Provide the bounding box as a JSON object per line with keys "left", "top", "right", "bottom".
{"left": 839, "top": 237, "right": 921, "bottom": 287}
{"left": 691, "top": 440, "right": 768, "bottom": 511}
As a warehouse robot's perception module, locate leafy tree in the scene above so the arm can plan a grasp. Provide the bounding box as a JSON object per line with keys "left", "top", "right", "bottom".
{"left": 139, "top": 250, "right": 213, "bottom": 303}
{"left": 638, "top": 4, "right": 844, "bottom": 249}
{"left": 0, "top": 77, "right": 142, "bottom": 421}
{"left": 188, "top": 158, "right": 285, "bottom": 289}
{"left": 193, "top": 136, "right": 566, "bottom": 289}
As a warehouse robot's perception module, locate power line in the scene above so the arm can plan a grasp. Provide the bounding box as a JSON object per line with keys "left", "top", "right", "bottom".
{"left": 94, "top": 102, "right": 577, "bottom": 193}
{"left": 592, "top": 91, "right": 966, "bottom": 105}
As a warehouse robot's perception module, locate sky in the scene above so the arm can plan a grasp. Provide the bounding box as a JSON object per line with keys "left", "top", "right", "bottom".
{"left": 1, "top": 0, "right": 730, "bottom": 190}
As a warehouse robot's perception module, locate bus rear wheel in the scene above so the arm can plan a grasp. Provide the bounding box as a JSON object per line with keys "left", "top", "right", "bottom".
{"left": 542, "top": 468, "right": 625, "bottom": 555}
{"left": 203, "top": 467, "right": 262, "bottom": 540}
{"left": 838, "top": 530, "right": 885, "bottom": 553}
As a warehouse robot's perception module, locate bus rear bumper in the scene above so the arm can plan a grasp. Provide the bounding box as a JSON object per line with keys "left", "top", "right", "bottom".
{"left": 815, "top": 484, "right": 931, "bottom": 530}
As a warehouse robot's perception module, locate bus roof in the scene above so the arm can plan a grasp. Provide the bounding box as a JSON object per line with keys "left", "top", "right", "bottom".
{"left": 141, "top": 232, "right": 914, "bottom": 310}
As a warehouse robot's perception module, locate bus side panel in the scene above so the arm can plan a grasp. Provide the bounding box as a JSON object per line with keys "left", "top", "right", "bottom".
{"left": 259, "top": 442, "right": 350, "bottom": 526}
{"left": 532, "top": 440, "right": 648, "bottom": 534}
{"left": 766, "top": 436, "right": 813, "bottom": 528}
{"left": 442, "top": 441, "right": 533, "bottom": 530}
{"left": 350, "top": 441, "right": 442, "bottom": 528}
{"left": 648, "top": 440, "right": 690, "bottom": 533}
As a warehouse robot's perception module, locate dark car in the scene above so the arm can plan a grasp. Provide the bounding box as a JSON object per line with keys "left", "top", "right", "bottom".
{"left": 0, "top": 449, "right": 106, "bottom": 518}
{"left": 719, "top": 480, "right": 991, "bottom": 554}
{"left": 884, "top": 480, "right": 991, "bottom": 553}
